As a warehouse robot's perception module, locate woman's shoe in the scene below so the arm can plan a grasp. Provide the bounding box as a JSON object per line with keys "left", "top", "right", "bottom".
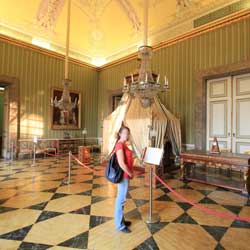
{"left": 120, "top": 227, "right": 131, "bottom": 233}
{"left": 125, "top": 221, "right": 132, "bottom": 227}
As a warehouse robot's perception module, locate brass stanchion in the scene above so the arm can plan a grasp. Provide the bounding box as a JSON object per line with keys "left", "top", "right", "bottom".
{"left": 31, "top": 136, "right": 38, "bottom": 167}
{"left": 55, "top": 150, "right": 58, "bottom": 163}
{"left": 67, "top": 151, "right": 71, "bottom": 184}
{"left": 146, "top": 163, "right": 160, "bottom": 224}
{"left": 142, "top": 146, "right": 163, "bottom": 224}
{"left": 62, "top": 151, "right": 72, "bottom": 185}
{"left": 8, "top": 141, "right": 14, "bottom": 166}
{"left": 31, "top": 143, "right": 36, "bottom": 167}
{"left": 11, "top": 141, "right": 14, "bottom": 162}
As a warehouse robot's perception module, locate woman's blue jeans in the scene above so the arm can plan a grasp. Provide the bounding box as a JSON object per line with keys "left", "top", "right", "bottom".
{"left": 114, "top": 177, "right": 129, "bottom": 230}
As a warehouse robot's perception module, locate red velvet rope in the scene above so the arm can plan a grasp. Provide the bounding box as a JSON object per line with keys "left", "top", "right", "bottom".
{"left": 71, "top": 153, "right": 145, "bottom": 178}
{"left": 70, "top": 153, "right": 94, "bottom": 172}
{"left": 154, "top": 173, "right": 250, "bottom": 223}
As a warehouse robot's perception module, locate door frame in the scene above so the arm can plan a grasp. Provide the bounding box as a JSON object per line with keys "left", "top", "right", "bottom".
{"left": 195, "top": 60, "right": 250, "bottom": 151}
{"left": 206, "top": 76, "right": 232, "bottom": 152}
{"left": 232, "top": 73, "right": 250, "bottom": 153}
{"left": 0, "top": 75, "right": 20, "bottom": 159}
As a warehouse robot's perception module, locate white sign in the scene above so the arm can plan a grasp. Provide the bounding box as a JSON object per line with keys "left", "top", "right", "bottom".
{"left": 142, "top": 147, "right": 163, "bottom": 165}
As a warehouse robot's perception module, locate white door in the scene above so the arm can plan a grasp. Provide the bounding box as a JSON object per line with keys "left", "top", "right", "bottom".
{"left": 232, "top": 73, "right": 250, "bottom": 154}
{"left": 206, "top": 77, "right": 232, "bottom": 151}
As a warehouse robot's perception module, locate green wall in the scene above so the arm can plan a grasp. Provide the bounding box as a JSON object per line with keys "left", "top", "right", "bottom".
{"left": 98, "top": 17, "right": 250, "bottom": 144}
{"left": 0, "top": 16, "right": 250, "bottom": 143}
{"left": 0, "top": 40, "right": 98, "bottom": 139}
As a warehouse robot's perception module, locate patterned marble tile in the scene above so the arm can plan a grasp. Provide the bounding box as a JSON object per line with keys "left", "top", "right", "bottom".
{"left": 56, "top": 183, "right": 92, "bottom": 195}
{"left": 2, "top": 192, "right": 53, "bottom": 208}
{"left": 153, "top": 223, "right": 217, "bottom": 250}
{"left": 0, "top": 157, "right": 249, "bottom": 250}
{"left": 88, "top": 219, "right": 151, "bottom": 250}
{"left": 139, "top": 201, "right": 184, "bottom": 222}
{"left": 168, "top": 188, "right": 205, "bottom": 203}
{"left": 45, "top": 195, "right": 91, "bottom": 213}
{"left": 0, "top": 238, "right": 21, "bottom": 249}
{"left": 0, "top": 209, "right": 41, "bottom": 235}
{"left": 187, "top": 204, "right": 235, "bottom": 227}
{"left": 24, "top": 214, "right": 89, "bottom": 245}
{"left": 207, "top": 190, "right": 248, "bottom": 206}
{"left": 220, "top": 228, "right": 250, "bottom": 250}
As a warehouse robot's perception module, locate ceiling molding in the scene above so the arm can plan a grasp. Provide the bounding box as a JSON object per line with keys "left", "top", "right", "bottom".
{"left": 101, "top": 8, "right": 250, "bottom": 69}
{"left": 117, "top": 0, "right": 141, "bottom": 32}
{"left": 36, "top": 0, "right": 65, "bottom": 30}
{"left": 1, "top": 8, "right": 250, "bottom": 72}
{"left": 0, "top": 33, "right": 97, "bottom": 70}
{"left": 0, "top": 0, "right": 242, "bottom": 63}
{"left": 98, "top": 0, "right": 239, "bottom": 63}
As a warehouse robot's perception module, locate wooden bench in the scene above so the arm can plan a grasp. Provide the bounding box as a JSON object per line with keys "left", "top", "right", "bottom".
{"left": 180, "top": 150, "right": 250, "bottom": 195}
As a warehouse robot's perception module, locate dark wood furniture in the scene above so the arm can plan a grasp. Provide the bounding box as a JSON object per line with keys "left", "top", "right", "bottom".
{"left": 54, "top": 139, "right": 83, "bottom": 154}
{"left": 180, "top": 150, "right": 250, "bottom": 195}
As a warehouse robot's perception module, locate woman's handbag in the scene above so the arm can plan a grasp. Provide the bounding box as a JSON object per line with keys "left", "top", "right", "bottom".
{"left": 105, "top": 153, "right": 124, "bottom": 183}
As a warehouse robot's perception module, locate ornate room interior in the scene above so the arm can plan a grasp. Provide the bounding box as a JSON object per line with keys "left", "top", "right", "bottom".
{"left": 0, "top": 0, "right": 250, "bottom": 249}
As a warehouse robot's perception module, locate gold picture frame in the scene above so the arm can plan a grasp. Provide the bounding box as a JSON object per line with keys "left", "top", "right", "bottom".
{"left": 50, "top": 87, "right": 81, "bottom": 130}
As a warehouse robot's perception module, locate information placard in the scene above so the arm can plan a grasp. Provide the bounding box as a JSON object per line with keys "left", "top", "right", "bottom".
{"left": 143, "top": 147, "right": 163, "bottom": 165}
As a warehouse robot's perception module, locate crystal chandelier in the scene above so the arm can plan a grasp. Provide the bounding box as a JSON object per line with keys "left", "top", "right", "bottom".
{"left": 122, "top": 0, "right": 169, "bottom": 107}
{"left": 50, "top": 0, "right": 77, "bottom": 111}
{"left": 51, "top": 79, "right": 77, "bottom": 111}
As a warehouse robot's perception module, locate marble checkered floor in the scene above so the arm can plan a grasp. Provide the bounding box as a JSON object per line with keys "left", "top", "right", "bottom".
{"left": 0, "top": 156, "right": 250, "bottom": 250}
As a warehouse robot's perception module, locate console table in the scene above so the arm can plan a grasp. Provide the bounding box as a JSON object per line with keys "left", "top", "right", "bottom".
{"left": 53, "top": 138, "right": 83, "bottom": 154}
{"left": 180, "top": 150, "right": 250, "bottom": 195}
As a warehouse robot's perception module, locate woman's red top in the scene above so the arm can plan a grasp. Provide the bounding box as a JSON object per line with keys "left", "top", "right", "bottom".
{"left": 115, "top": 142, "right": 133, "bottom": 179}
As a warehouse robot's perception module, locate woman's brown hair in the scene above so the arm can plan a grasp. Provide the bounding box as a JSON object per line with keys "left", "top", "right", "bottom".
{"left": 116, "top": 126, "right": 130, "bottom": 140}
{"left": 110, "top": 126, "right": 130, "bottom": 155}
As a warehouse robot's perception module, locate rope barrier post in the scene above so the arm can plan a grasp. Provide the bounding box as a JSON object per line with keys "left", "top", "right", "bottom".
{"left": 8, "top": 141, "right": 14, "bottom": 166}
{"left": 67, "top": 151, "right": 71, "bottom": 184}
{"left": 146, "top": 164, "right": 160, "bottom": 224}
{"left": 55, "top": 150, "right": 58, "bottom": 163}
{"left": 31, "top": 136, "right": 38, "bottom": 167}
{"left": 11, "top": 141, "right": 14, "bottom": 162}
{"left": 31, "top": 143, "right": 36, "bottom": 167}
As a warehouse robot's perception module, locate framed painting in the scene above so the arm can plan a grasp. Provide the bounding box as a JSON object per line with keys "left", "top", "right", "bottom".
{"left": 50, "top": 87, "right": 81, "bottom": 130}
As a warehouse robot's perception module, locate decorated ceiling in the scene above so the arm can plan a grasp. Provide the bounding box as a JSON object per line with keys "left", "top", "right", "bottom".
{"left": 0, "top": 0, "right": 242, "bottom": 66}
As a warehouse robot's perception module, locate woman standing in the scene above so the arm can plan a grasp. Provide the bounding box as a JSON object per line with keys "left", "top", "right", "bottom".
{"left": 114, "top": 126, "right": 134, "bottom": 233}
